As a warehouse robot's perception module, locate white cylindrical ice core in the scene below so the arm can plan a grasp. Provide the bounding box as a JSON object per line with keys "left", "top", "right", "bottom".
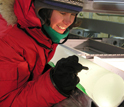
{"left": 92, "top": 73, "right": 124, "bottom": 107}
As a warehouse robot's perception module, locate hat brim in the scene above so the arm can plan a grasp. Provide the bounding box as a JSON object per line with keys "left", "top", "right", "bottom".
{"left": 35, "top": 0, "right": 83, "bottom": 14}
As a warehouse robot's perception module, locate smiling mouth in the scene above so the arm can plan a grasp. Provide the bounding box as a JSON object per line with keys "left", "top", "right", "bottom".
{"left": 58, "top": 25, "right": 66, "bottom": 30}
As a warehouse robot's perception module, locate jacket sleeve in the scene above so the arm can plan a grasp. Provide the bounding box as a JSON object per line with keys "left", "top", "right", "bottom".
{"left": 11, "top": 69, "right": 66, "bottom": 107}
{"left": 0, "top": 39, "right": 66, "bottom": 107}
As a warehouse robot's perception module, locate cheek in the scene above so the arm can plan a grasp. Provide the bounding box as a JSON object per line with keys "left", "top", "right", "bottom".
{"left": 71, "top": 16, "right": 75, "bottom": 24}
{"left": 50, "top": 18, "right": 56, "bottom": 28}
{"left": 50, "top": 15, "right": 62, "bottom": 29}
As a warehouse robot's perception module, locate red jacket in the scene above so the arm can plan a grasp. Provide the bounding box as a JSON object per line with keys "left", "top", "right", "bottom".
{"left": 0, "top": 0, "right": 66, "bottom": 106}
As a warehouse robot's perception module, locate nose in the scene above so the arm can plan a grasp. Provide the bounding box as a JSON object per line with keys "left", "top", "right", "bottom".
{"left": 63, "top": 14, "right": 72, "bottom": 25}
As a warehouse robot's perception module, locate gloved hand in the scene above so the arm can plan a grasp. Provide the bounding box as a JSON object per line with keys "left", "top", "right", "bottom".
{"left": 50, "top": 55, "right": 88, "bottom": 97}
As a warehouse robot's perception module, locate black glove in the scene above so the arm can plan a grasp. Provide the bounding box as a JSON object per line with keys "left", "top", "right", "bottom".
{"left": 50, "top": 55, "right": 88, "bottom": 97}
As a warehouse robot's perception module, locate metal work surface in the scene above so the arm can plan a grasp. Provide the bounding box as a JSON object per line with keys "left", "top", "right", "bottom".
{"left": 63, "top": 39, "right": 124, "bottom": 58}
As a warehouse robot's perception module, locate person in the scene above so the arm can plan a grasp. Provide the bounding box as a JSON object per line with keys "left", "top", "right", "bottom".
{"left": 0, "top": 0, "right": 89, "bottom": 106}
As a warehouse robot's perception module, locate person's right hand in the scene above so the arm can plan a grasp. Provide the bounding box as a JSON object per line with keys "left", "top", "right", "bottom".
{"left": 50, "top": 55, "right": 88, "bottom": 96}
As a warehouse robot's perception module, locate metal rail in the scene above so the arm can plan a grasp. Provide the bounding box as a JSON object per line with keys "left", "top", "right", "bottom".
{"left": 77, "top": 18, "right": 124, "bottom": 37}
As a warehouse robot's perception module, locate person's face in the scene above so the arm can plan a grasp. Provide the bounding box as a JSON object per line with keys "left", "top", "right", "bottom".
{"left": 50, "top": 10, "right": 76, "bottom": 34}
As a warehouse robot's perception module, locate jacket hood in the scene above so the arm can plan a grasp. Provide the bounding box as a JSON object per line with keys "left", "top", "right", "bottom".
{"left": 0, "top": 0, "right": 17, "bottom": 25}
{"left": 14, "top": 0, "right": 41, "bottom": 28}
{"left": 0, "top": 0, "right": 41, "bottom": 27}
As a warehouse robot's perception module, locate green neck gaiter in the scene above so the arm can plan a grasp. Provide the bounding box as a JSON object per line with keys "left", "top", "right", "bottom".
{"left": 43, "top": 25, "right": 69, "bottom": 43}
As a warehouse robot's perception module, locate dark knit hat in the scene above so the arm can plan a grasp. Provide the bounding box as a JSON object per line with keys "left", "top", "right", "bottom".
{"left": 35, "top": 0, "right": 83, "bottom": 18}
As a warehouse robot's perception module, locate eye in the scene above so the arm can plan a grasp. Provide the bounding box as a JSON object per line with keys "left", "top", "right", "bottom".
{"left": 60, "top": 12, "right": 66, "bottom": 15}
{"left": 71, "top": 13, "right": 76, "bottom": 16}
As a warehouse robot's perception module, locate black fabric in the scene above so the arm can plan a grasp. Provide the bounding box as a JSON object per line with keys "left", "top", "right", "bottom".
{"left": 51, "top": 55, "right": 88, "bottom": 96}
{"left": 42, "top": 63, "right": 52, "bottom": 74}
{"left": 118, "top": 100, "right": 124, "bottom": 107}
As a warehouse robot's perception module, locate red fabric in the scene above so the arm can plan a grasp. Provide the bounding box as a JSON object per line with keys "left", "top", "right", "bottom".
{"left": 0, "top": 0, "right": 66, "bottom": 106}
